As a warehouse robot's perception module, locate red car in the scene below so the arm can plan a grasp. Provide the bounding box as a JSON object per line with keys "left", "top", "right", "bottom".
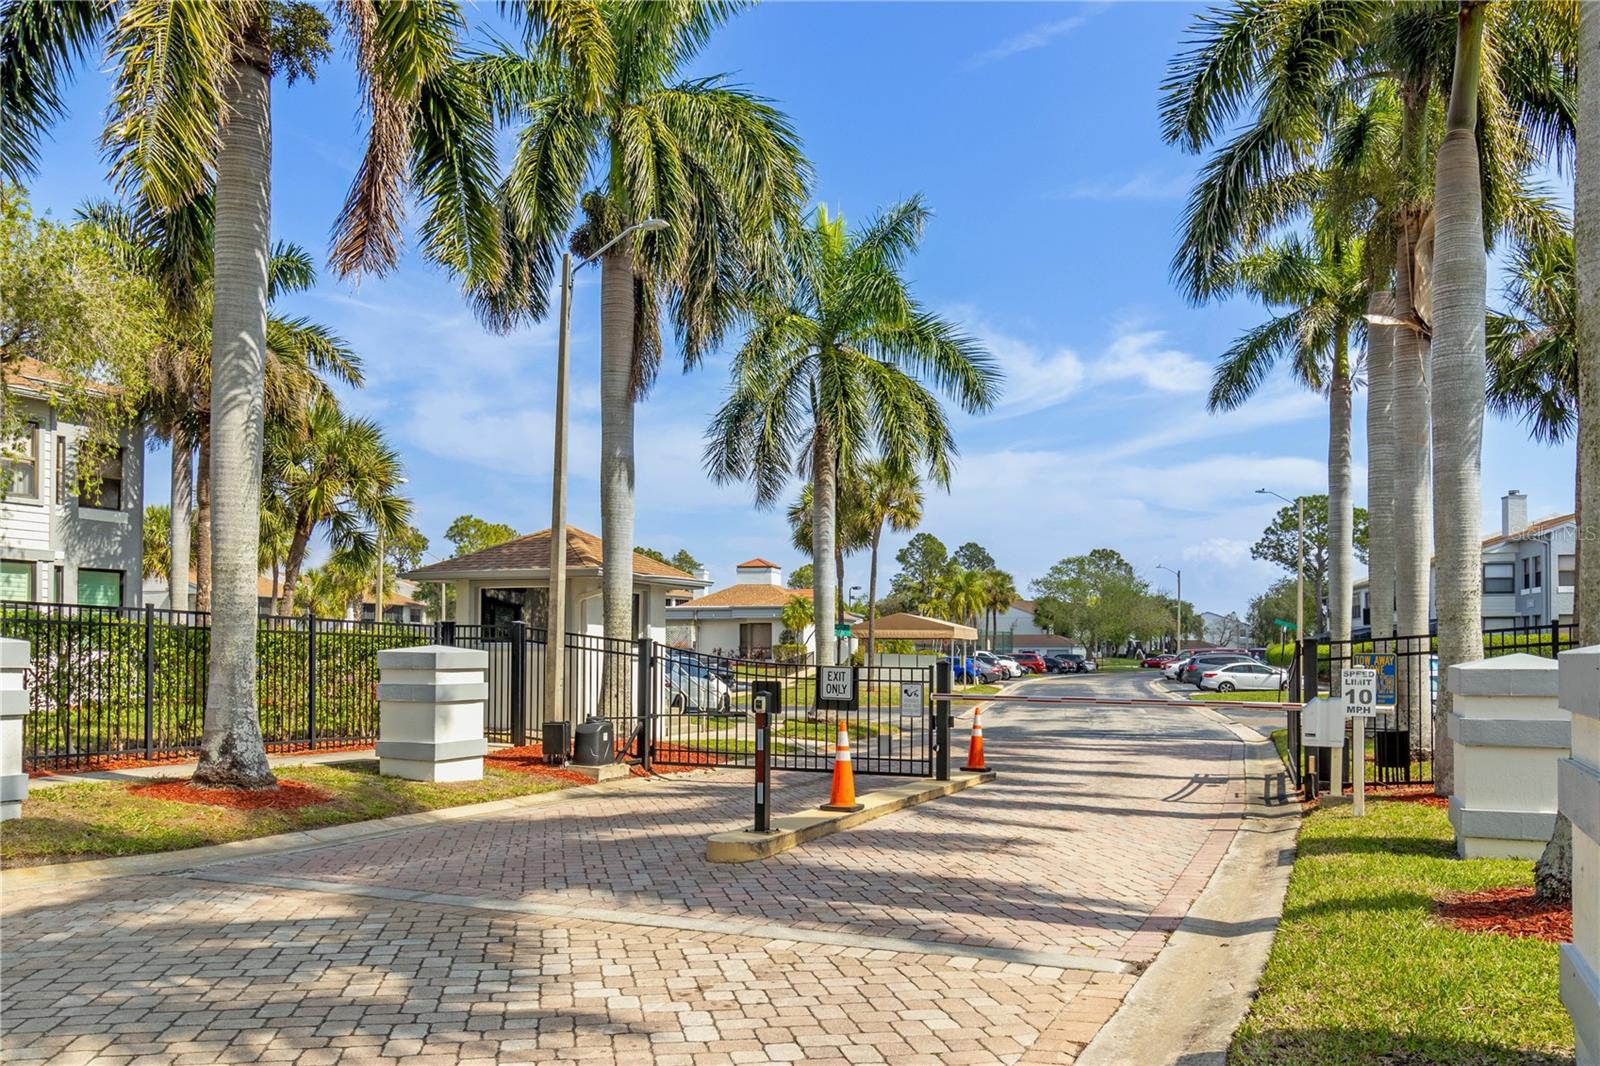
{"left": 1141, "top": 653, "right": 1174, "bottom": 668}
{"left": 1011, "top": 652, "right": 1048, "bottom": 674}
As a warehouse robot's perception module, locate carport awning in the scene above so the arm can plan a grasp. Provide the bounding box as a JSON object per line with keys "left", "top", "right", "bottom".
{"left": 850, "top": 612, "right": 978, "bottom": 641}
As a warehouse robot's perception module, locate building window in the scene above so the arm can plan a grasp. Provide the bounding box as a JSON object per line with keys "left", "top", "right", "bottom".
{"left": 52, "top": 565, "right": 63, "bottom": 603}
{"left": 1532, "top": 556, "right": 1543, "bottom": 592}
{"left": 1483, "top": 563, "right": 1514, "bottom": 594}
{"left": 77, "top": 569, "right": 123, "bottom": 607}
{"left": 1483, "top": 617, "right": 1518, "bottom": 630}
{"left": 0, "top": 561, "right": 34, "bottom": 602}
{"left": 479, "top": 587, "right": 547, "bottom": 633}
{"left": 54, "top": 436, "right": 66, "bottom": 504}
{"left": 77, "top": 447, "right": 124, "bottom": 511}
{"left": 3, "top": 421, "right": 40, "bottom": 499}
{"left": 1559, "top": 554, "right": 1577, "bottom": 590}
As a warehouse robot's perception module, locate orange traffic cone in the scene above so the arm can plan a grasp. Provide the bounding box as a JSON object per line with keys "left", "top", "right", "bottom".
{"left": 961, "top": 704, "right": 989, "bottom": 773}
{"left": 822, "top": 720, "right": 864, "bottom": 812}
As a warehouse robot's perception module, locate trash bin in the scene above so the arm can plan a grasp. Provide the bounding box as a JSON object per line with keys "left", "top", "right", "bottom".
{"left": 542, "top": 720, "right": 571, "bottom": 766}
{"left": 573, "top": 718, "right": 614, "bottom": 766}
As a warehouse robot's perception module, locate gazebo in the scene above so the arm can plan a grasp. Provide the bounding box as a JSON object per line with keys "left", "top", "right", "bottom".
{"left": 850, "top": 612, "right": 980, "bottom": 670}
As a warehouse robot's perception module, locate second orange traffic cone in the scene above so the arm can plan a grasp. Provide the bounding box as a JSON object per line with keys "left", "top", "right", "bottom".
{"left": 961, "top": 704, "right": 989, "bottom": 773}
{"left": 822, "top": 720, "right": 864, "bottom": 812}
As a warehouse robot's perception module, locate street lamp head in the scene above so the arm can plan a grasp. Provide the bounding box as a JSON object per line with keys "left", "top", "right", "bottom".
{"left": 637, "top": 217, "right": 670, "bottom": 233}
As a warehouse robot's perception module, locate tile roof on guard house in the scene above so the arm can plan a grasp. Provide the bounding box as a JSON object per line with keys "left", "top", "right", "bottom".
{"left": 405, "top": 526, "right": 710, "bottom": 638}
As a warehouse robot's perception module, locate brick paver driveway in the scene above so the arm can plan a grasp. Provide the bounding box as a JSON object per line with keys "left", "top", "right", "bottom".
{"left": 3, "top": 673, "right": 1251, "bottom": 1065}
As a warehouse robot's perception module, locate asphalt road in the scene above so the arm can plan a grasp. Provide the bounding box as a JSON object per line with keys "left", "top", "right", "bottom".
{"left": 992, "top": 667, "right": 1291, "bottom": 739}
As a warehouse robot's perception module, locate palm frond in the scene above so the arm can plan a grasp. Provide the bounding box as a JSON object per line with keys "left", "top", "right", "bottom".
{"left": 0, "top": 0, "right": 115, "bottom": 183}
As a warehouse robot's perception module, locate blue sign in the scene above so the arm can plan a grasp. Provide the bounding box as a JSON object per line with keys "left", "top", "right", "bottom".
{"left": 1351, "top": 652, "right": 1396, "bottom": 707}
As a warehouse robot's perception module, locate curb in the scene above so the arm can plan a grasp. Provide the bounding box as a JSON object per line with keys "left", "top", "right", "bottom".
{"left": 2, "top": 767, "right": 722, "bottom": 891}
{"left": 1075, "top": 706, "right": 1300, "bottom": 1066}
{"left": 706, "top": 770, "right": 995, "bottom": 862}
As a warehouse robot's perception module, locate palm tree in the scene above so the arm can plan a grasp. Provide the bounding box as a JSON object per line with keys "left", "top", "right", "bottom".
{"left": 1580, "top": 2, "right": 1600, "bottom": 652}
{"left": 463, "top": 5, "right": 810, "bottom": 661}
{"left": 787, "top": 478, "right": 873, "bottom": 622}
{"left": 80, "top": 197, "right": 364, "bottom": 612}
{"left": 931, "top": 568, "right": 987, "bottom": 631}
{"left": 263, "top": 397, "right": 411, "bottom": 617}
{"left": 705, "top": 197, "right": 998, "bottom": 665}
{"left": 856, "top": 460, "right": 922, "bottom": 671}
{"left": 1206, "top": 227, "right": 1367, "bottom": 646}
{"left": 1428, "top": 1, "right": 1493, "bottom": 795}
{"left": 780, "top": 595, "right": 814, "bottom": 659}
{"left": 982, "top": 570, "right": 1019, "bottom": 649}
{"left": 3, "top": 0, "right": 503, "bottom": 787}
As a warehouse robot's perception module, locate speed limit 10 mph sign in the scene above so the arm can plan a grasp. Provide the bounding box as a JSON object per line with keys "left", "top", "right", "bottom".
{"left": 1341, "top": 667, "right": 1379, "bottom": 718}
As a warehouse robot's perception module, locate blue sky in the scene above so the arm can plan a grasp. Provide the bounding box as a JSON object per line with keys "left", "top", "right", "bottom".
{"left": 22, "top": 1, "right": 1575, "bottom": 616}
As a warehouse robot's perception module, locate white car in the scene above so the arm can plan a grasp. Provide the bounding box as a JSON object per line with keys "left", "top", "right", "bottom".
{"left": 1196, "top": 661, "right": 1288, "bottom": 693}
{"left": 1163, "top": 656, "right": 1194, "bottom": 680}
{"left": 994, "top": 655, "right": 1023, "bottom": 678}
{"left": 975, "top": 651, "right": 1021, "bottom": 679}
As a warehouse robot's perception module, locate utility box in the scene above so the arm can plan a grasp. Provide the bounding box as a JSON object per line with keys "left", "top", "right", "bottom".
{"left": 542, "top": 720, "right": 571, "bottom": 766}
{"left": 1300, "top": 697, "right": 1345, "bottom": 748}
{"left": 574, "top": 718, "right": 614, "bottom": 766}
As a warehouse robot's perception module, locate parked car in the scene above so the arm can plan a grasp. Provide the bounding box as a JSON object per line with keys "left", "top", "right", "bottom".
{"left": 1162, "top": 656, "right": 1194, "bottom": 680}
{"left": 974, "top": 651, "right": 1016, "bottom": 680}
{"left": 1061, "top": 653, "right": 1097, "bottom": 673}
{"left": 1043, "top": 654, "right": 1072, "bottom": 673}
{"left": 996, "top": 655, "right": 1024, "bottom": 677}
{"left": 664, "top": 658, "right": 732, "bottom": 713}
{"left": 1011, "top": 652, "right": 1048, "bottom": 674}
{"left": 1180, "top": 653, "right": 1259, "bottom": 687}
{"left": 1141, "top": 653, "right": 1175, "bottom": 668}
{"left": 1197, "top": 661, "right": 1289, "bottom": 693}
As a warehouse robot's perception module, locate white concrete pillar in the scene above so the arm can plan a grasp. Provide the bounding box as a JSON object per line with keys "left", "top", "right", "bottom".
{"left": 1446, "top": 653, "right": 1564, "bottom": 859}
{"left": 376, "top": 645, "right": 488, "bottom": 782}
{"left": 0, "top": 637, "right": 32, "bottom": 820}
{"left": 1558, "top": 646, "right": 1600, "bottom": 1066}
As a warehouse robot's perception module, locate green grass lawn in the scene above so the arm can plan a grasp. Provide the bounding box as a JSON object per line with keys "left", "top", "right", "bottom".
{"left": 1191, "top": 689, "right": 1290, "bottom": 703}
{"left": 3, "top": 762, "right": 573, "bottom": 868}
{"left": 1096, "top": 657, "right": 1143, "bottom": 671}
{"left": 1268, "top": 727, "right": 1290, "bottom": 770}
{"left": 777, "top": 719, "right": 896, "bottom": 741}
{"left": 1231, "top": 800, "right": 1572, "bottom": 1065}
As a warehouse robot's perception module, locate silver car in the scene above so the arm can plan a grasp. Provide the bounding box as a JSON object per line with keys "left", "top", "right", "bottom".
{"left": 664, "top": 658, "right": 731, "bottom": 713}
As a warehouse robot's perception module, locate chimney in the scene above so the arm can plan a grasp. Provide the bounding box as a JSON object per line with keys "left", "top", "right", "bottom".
{"left": 734, "top": 559, "right": 783, "bottom": 586}
{"left": 1502, "top": 490, "right": 1528, "bottom": 537}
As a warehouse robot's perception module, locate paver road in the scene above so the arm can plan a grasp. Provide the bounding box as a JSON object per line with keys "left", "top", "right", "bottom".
{"left": 3, "top": 671, "right": 1252, "bottom": 1064}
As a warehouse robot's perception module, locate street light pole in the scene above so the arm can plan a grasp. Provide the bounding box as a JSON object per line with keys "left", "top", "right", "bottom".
{"left": 544, "top": 219, "right": 669, "bottom": 729}
{"left": 1157, "top": 564, "right": 1182, "bottom": 653}
{"left": 1257, "top": 488, "right": 1305, "bottom": 639}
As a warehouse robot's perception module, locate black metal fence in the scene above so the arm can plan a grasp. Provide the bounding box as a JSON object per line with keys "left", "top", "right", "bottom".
{"left": 4, "top": 600, "right": 938, "bottom": 779}
{"left": 2, "top": 601, "right": 436, "bottom": 770}
{"left": 1287, "top": 619, "right": 1572, "bottom": 792}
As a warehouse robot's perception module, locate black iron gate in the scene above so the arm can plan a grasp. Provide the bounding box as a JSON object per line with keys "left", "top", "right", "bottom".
{"left": 649, "top": 647, "right": 938, "bottom": 777}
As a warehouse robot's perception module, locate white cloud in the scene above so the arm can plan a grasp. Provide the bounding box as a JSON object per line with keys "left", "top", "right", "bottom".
{"left": 965, "top": 9, "right": 1097, "bottom": 67}
{"left": 1057, "top": 171, "right": 1191, "bottom": 202}
{"left": 1181, "top": 538, "right": 1255, "bottom": 567}
{"left": 1097, "top": 328, "right": 1209, "bottom": 392}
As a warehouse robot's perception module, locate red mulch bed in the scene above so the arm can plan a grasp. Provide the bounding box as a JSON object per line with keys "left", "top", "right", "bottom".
{"left": 1437, "top": 886, "right": 1573, "bottom": 943}
{"left": 130, "top": 779, "right": 333, "bottom": 810}
{"left": 1362, "top": 782, "right": 1449, "bottom": 808}
{"left": 27, "top": 740, "right": 374, "bottom": 779}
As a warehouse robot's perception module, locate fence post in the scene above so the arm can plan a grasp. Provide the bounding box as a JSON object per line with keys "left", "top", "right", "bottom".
{"left": 510, "top": 621, "right": 527, "bottom": 747}
{"left": 934, "top": 659, "right": 951, "bottom": 782}
{"left": 1551, "top": 617, "right": 1561, "bottom": 659}
{"left": 142, "top": 603, "right": 155, "bottom": 760}
{"left": 441, "top": 620, "right": 456, "bottom": 646}
{"left": 306, "top": 610, "right": 318, "bottom": 749}
{"left": 635, "top": 636, "right": 655, "bottom": 769}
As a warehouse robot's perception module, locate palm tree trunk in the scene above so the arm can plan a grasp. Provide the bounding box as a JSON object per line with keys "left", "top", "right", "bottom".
{"left": 1578, "top": 0, "right": 1600, "bottom": 650}
{"left": 1393, "top": 213, "right": 1434, "bottom": 729}
{"left": 812, "top": 433, "right": 838, "bottom": 667}
{"left": 1329, "top": 326, "right": 1354, "bottom": 647}
{"left": 1539, "top": 0, "right": 1600, "bottom": 903}
{"left": 169, "top": 438, "right": 193, "bottom": 612}
{"left": 278, "top": 521, "right": 313, "bottom": 617}
{"left": 1429, "top": 1, "right": 1490, "bottom": 798}
{"left": 1366, "top": 291, "right": 1396, "bottom": 641}
{"left": 195, "top": 428, "right": 212, "bottom": 611}
{"left": 193, "top": 20, "right": 275, "bottom": 790}
{"left": 598, "top": 248, "right": 635, "bottom": 711}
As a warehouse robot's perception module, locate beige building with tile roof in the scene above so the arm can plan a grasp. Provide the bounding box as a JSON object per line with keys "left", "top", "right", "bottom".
{"left": 666, "top": 558, "right": 857, "bottom": 659}
{"left": 406, "top": 526, "right": 710, "bottom": 639}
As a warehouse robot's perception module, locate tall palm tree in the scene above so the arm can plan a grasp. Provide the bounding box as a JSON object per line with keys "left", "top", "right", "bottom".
{"left": 931, "top": 568, "right": 987, "bottom": 630}
{"left": 1489, "top": 231, "right": 1576, "bottom": 447}
{"left": 263, "top": 397, "right": 411, "bottom": 617}
{"left": 705, "top": 198, "right": 998, "bottom": 665}
{"left": 1206, "top": 227, "right": 1367, "bottom": 645}
{"left": 464, "top": 4, "right": 810, "bottom": 660}
{"left": 856, "top": 460, "right": 922, "bottom": 671}
{"left": 1580, "top": 4, "right": 1600, "bottom": 653}
{"left": 982, "top": 570, "right": 1019, "bottom": 649}
{"left": 1366, "top": 289, "right": 1396, "bottom": 638}
{"left": 1428, "top": 1, "right": 1492, "bottom": 795}
{"left": 4, "top": 0, "right": 500, "bottom": 787}
{"left": 787, "top": 477, "right": 873, "bottom": 621}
